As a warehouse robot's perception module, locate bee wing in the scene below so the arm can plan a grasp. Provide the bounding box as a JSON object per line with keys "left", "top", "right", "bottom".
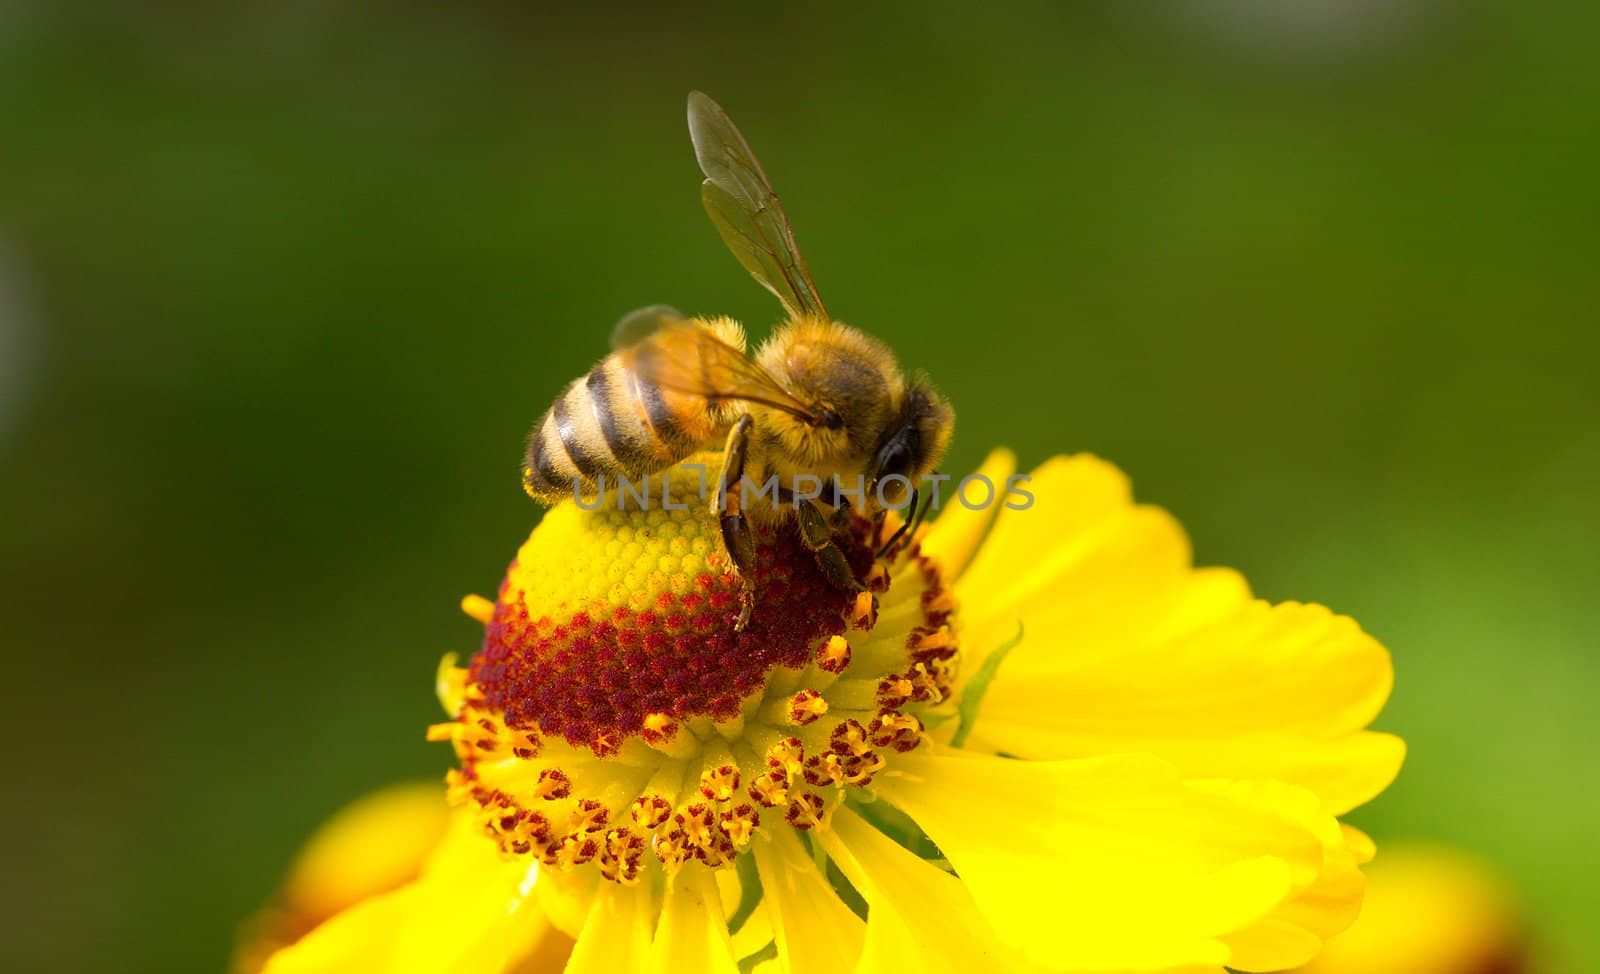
{"left": 688, "top": 91, "right": 829, "bottom": 322}
{"left": 616, "top": 311, "right": 821, "bottom": 423}
{"left": 610, "top": 304, "right": 688, "bottom": 351}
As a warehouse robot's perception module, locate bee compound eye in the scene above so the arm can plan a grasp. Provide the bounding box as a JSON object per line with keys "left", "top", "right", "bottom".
{"left": 881, "top": 442, "right": 914, "bottom": 481}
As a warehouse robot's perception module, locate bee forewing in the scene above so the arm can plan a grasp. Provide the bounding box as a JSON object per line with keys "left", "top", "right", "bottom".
{"left": 621, "top": 318, "right": 819, "bottom": 423}
{"left": 686, "top": 91, "right": 828, "bottom": 321}
{"left": 687, "top": 91, "right": 771, "bottom": 211}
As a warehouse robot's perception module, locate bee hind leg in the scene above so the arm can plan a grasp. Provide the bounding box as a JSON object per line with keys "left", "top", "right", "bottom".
{"left": 715, "top": 415, "right": 758, "bottom": 631}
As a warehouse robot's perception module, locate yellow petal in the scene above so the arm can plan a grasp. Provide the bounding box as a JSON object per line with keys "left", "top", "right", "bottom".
{"left": 263, "top": 811, "right": 560, "bottom": 974}
{"left": 919, "top": 447, "right": 1017, "bottom": 580}
{"left": 647, "top": 868, "right": 740, "bottom": 974}
{"left": 873, "top": 750, "right": 1326, "bottom": 971}
{"left": 956, "top": 454, "right": 1156, "bottom": 629}
{"left": 1298, "top": 843, "right": 1526, "bottom": 974}
{"left": 952, "top": 455, "right": 1399, "bottom": 814}
{"left": 819, "top": 805, "right": 1035, "bottom": 974}
{"left": 260, "top": 885, "right": 422, "bottom": 974}
{"left": 751, "top": 822, "right": 866, "bottom": 974}
{"left": 279, "top": 783, "right": 451, "bottom": 927}
{"left": 532, "top": 864, "right": 600, "bottom": 941}
{"left": 236, "top": 783, "right": 456, "bottom": 973}
{"left": 1223, "top": 921, "right": 1325, "bottom": 973}
{"left": 1197, "top": 779, "right": 1367, "bottom": 971}
{"left": 564, "top": 882, "right": 652, "bottom": 974}
{"left": 1340, "top": 824, "right": 1377, "bottom": 865}
{"left": 728, "top": 904, "right": 775, "bottom": 966}
{"left": 393, "top": 813, "right": 555, "bottom": 974}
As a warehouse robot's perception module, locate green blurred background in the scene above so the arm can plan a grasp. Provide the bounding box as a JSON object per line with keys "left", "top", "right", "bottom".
{"left": 2, "top": 3, "right": 1595, "bottom": 972}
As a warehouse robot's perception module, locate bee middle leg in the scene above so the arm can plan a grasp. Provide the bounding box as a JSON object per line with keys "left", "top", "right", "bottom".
{"left": 820, "top": 481, "right": 856, "bottom": 531}
{"left": 714, "top": 415, "right": 758, "bottom": 631}
{"left": 796, "top": 497, "right": 866, "bottom": 596}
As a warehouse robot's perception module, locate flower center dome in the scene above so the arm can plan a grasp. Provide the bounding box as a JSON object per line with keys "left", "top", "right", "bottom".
{"left": 431, "top": 454, "right": 959, "bottom": 887}
{"left": 473, "top": 497, "right": 876, "bottom": 755}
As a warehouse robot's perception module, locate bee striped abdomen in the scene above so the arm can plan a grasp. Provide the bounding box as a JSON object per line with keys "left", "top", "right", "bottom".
{"left": 523, "top": 357, "right": 712, "bottom": 503}
{"left": 587, "top": 361, "right": 673, "bottom": 469}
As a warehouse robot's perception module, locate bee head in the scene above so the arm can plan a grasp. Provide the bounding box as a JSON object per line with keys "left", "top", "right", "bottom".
{"left": 757, "top": 321, "right": 953, "bottom": 504}
{"left": 865, "top": 379, "right": 953, "bottom": 510}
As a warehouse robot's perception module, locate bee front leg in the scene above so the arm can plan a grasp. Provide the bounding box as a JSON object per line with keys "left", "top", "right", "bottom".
{"left": 715, "top": 414, "right": 758, "bottom": 631}
{"left": 797, "top": 497, "right": 865, "bottom": 595}
{"left": 821, "top": 481, "right": 855, "bottom": 531}
{"left": 875, "top": 485, "right": 922, "bottom": 558}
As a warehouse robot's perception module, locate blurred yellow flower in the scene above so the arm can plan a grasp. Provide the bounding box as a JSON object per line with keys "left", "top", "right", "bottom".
{"left": 232, "top": 783, "right": 451, "bottom": 972}
{"left": 262, "top": 449, "right": 1403, "bottom": 973}
{"left": 1298, "top": 843, "right": 1532, "bottom": 974}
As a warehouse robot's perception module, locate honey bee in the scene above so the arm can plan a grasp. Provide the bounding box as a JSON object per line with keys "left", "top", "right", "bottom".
{"left": 523, "top": 91, "right": 953, "bottom": 629}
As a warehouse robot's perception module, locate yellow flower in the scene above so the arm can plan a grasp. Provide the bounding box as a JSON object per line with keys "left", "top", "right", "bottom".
{"left": 263, "top": 449, "right": 1403, "bottom": 974}
{"left": 1296, "top": 843, "right": 1532, "bottom": 974}
{"left": 232, "top": 783, "right": 450, "bottom": 972}
{"left": 245, "top": 783, "right": 572, "bottom": 973}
